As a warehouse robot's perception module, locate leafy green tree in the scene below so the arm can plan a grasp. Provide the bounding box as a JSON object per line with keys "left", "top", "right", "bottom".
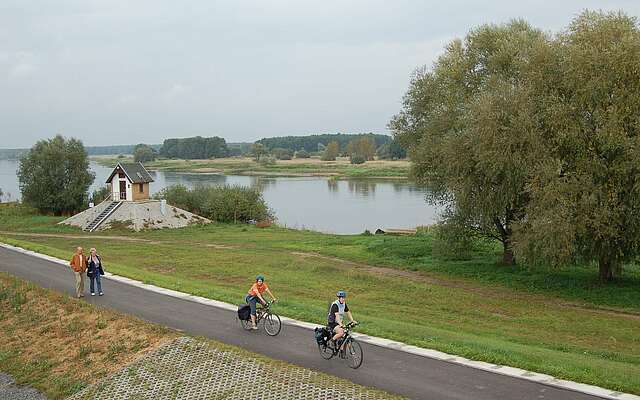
{"left": 345, "top": 138, "right": 376, "bottom": 160}
{"left": 133, "top": 144, "right": 157, "bottom": 163}
{"left": 250, "top": 143, "right": 268, "bottom": 162}
{"left": 18, "top": 135, "right": 95, "bottom": 215}
{"left": 0, "top": 188, "right": 3, "bottom": 203}
{"left": 377, "top": 140, "right": 407, "bottom": 160}
{"left": 515, "top": 11, "right": 640, "bottom": 281}
{"left": 321, "top": 141, "right": 340, "bottom": 161}
{"left": 391, "top": 20, "right": 551, "bottom": 265}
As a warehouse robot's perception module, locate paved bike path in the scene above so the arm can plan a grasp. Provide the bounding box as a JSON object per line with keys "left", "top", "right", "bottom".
{"left": 0, "top": 246, "right": 616, "bottom": 400}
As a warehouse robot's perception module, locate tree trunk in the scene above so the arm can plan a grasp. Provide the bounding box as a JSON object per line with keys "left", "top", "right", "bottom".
{"left": 494, "top": 216, "right": 515, "bottom": 266}
{"left": 502, "top": 238, "right": 515, "bottom": 266}
{"left": 598, "top": 257, "right": 614, "bottom": 282}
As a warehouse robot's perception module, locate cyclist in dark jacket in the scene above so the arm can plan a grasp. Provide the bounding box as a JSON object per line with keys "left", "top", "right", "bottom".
{"left": 328, "top": 290, "right": 357, "bottom": 346}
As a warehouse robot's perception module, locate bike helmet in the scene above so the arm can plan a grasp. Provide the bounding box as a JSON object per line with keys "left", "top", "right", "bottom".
{"left": 256, "top": 275, "right": 265, "bottom": 282}
{"left": 336, "top": 290, "right": 346, "bottom": 298}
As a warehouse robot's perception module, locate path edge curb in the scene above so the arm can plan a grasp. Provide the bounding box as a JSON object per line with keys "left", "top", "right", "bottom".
{"left": 0, "top": 241, "right": 636, "bottom": 400}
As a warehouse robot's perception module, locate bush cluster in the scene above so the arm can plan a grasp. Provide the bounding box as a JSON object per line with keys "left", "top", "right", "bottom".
{"left": 154, "top": 184, "right": 273, "bottom": 223}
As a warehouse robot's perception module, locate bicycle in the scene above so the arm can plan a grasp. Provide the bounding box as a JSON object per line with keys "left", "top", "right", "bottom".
{"left": 240, "top": 300, "right": 282, "bottom": 336}
{"left": 317, "top": 321, "right": 363, "bottom": 369}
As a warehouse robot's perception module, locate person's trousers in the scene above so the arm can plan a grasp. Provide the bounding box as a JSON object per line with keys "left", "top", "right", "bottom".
{"left": 74, "top": 272, "right": 84, "bottom": 297}
{"left": 245, "top": 294, "right": 261, "bottom": 316}
{"left": 90, "top": 273, "right": 102, "bottom": 294}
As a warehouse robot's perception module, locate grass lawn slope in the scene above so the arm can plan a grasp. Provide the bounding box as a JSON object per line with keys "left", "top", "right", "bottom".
{"left": 1, "top": 203, "right": 639, "bottom": 394}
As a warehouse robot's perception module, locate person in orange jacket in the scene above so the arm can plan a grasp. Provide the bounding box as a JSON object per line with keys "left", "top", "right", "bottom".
{"left": 69, "top": 247, "right": 88, "bottom": 298}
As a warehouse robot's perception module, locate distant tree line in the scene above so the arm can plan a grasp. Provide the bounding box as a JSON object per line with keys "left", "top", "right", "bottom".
{"left": 159, "top": 136, "right": 229, "bottom": 159}
{"left": 256, "top": 133, "right": 392, "bottom": 153}
{"left": 85, "top": 144, "right": 160, "bottom": 155}
{"left": 0, "top": 144, "right": 164, "bottom": 160}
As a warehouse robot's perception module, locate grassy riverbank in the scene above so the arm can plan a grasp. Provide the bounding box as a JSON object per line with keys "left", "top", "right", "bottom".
{"left": 1, "top": 203, "right": 639, "bottom": 394}
{"left": 91, "top": 155, "right": 411, "bottom": 178}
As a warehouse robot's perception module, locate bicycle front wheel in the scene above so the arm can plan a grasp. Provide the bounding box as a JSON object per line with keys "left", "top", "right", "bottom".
{"left": 345, "top": 338, "right": 363, "bottom": 369}
{"left": 263, "top": 313, "right": 282, "bottom": 336}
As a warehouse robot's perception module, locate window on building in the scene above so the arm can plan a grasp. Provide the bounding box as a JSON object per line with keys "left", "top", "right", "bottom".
{"left": 139, "top": 183, "right": 144, "bottom": 193}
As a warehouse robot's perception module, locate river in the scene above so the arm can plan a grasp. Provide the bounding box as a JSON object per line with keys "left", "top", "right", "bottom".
{"left": 0, "top": 159, "right": 439, "bottom": 234}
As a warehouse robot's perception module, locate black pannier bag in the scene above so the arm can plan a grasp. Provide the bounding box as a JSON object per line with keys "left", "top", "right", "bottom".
{"left": 237, "top": 304, "right": 251, "bottom": 321}
{"left": 315, "top": 327, "right": 330, "bottom": 345}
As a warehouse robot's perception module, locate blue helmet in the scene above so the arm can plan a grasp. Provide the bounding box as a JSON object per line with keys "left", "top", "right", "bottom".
{"left": 256, "top": 275, "right": 265, "bottom": 282}
{"left": 336, "top": 290, "right": 346, "bottom": 298}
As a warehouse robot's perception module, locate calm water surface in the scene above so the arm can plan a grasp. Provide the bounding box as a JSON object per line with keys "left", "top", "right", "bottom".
{"left": 0, "top": 159, "right": 439, "bottom": 234}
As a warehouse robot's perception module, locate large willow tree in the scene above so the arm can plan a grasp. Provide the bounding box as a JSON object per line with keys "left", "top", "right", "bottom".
{"left": 516, "top": 11, "right": 640, "bottom": 281}
{"left": 390, "top": 20, "right": 552, "bottom": 265}
{"left": 393, "top": 11, "right": 640, "bottom": 280}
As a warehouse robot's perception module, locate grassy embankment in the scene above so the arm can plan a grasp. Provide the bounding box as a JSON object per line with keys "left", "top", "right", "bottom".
{"left": 1, "top": 203, "right": 639, "bottom": 394}
{"left": 0, "top": 272, "right": 399, "bottom": 399}
{"left": 91, "top": 155, "right": 410, "bottom": 178}
{"left": 0, "top": 272, "right": 176, "bottom": 398}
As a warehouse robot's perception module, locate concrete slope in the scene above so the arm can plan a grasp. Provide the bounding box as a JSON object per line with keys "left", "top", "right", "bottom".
{"left": 0, "top": 246, "right": 609, "bottom": 400}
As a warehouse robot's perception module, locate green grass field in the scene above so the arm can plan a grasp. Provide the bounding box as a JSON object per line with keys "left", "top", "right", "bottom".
{"left": 92, "top": 155, "right": 411, "bottom": 178}
{"left": 1, "top": 203, "right": 639, "bottom": 394}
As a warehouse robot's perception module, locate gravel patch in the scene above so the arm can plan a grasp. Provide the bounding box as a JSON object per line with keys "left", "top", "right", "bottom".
{"left": 0, "top": 373, "right": 47, "bottom": 400}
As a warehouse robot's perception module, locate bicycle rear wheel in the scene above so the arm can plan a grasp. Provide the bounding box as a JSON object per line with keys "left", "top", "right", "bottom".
{"left": 240, "top": 318, "right": 253, "bottom": 331}
{"left": 345, "top": 338, "right": 363, "bottom": 369}
{"left": 263, "top": 313, "right": 282, "bottom": 336}
{"left": 318, "top": 342, "right": 334, "bottom": 359}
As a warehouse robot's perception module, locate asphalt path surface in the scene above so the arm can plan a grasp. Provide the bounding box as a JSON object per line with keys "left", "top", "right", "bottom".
{"left": 0, "top": 246, "right": 604, "bottom": 400}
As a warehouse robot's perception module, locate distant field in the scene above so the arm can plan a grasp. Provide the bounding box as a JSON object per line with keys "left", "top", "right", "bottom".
{"left": 1, "top": 203, "right": 639, "bottom": 394}
{"left": 92, "top": 155, "right": 411, "bottom": 178}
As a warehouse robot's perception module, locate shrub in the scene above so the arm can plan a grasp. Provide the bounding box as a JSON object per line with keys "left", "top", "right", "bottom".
{"left": 154, "top": 184, "right": 273, "bottom": 223}
{"left": 90, "top": 187, "right": 111, "bottom": 203}
{"left": 294, "top": 150, "right": 310, "bottom": 158}
{"left": 271, "top": 148, "right": 293, "bottom": 160}
{"left": 350, "top": 154, "right": 366, "bottom": 164}
{"left": 258, "top": 156, "right": 277, "bottom": 166}
{"left": 431, "top": 222, "right": 476, "bottom": 260}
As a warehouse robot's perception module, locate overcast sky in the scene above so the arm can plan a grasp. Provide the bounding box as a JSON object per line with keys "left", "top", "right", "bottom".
{"left": 1, "top": 1, "right": 638, "bottom": 148}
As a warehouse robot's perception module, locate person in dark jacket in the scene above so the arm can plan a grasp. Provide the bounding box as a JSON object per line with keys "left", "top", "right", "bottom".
{"left": 87, "top": 248, "right": 105, "bottom": 296}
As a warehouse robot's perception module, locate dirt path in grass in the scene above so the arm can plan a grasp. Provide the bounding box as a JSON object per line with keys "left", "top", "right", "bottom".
{"left": 0, "top": 231, "right": 237, "bottom": 249}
